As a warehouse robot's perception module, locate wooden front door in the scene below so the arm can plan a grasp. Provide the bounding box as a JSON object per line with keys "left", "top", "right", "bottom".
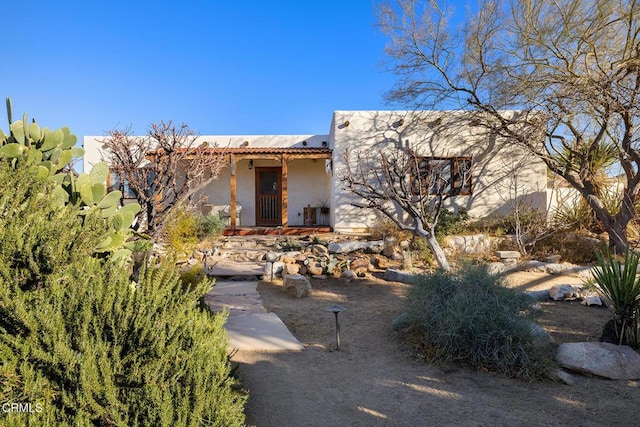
{"left": 255, "top": 167, "right": 282, "bottom": 226}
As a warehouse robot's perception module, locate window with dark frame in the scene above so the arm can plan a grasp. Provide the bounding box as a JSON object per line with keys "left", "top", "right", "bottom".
{"left": 411, "top": 156, "right": 472, "bottom": 196}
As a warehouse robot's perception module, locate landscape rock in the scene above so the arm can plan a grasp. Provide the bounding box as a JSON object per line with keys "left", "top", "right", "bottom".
{"left": 549, "top": 285, "right": 581, "bottom": 301}
{"left": 556, "top": 342, "right": 640, "bottom": 380}
{"left": 384, "top": 269, "right": 416, "bottom": 284}
{"left": 341, "top": 269, "right": 356, "bottom": 280}
{"left": 383, "top": 236, "right": 397, "bottom": 257}
{"left": 581, "top": 295, "right": 603, "bottom": 306}
{"left": 283, "top": 274, "right": 312, "bottom": 298}
{"left": 444, "top": 234, "right": 491, "bottom": 254}
{"left": 307, "top": 264, "right": 324, "bottom": 276}
{"left": 527, "top": 321, "right": 555, "bottom": 347}
{"left": 280, "top": 255, "right": 297, "bottom": 264}
{"left": 544, "top": 263, "right": 575, "bottom": 274}
{"left": 525, "top": 290, "right": 551, "bottom": 301}
{"left": 487, "top": 262, "right": 506, "bottom": 275}
{"left": 350, "top": 257, "right": 371, "bottom": 273}
{"left": 371, "top": 255, "right": 389, "bottom": 269}
{"left": 285, "top": 263, "right": 300, "bottom": 275}
{"left": 263, "top": 261, "right": 285, "bottom": 281}
{"left": 311, "top": 274, "right": 328, "bottom": 280}
{"left": 548, "top": 369, "right": 579, "bottom": 385}
{"left": 496, "top": 250, "right": 521, "bottom": 260}
{"left": 328, "top": 240, "right": 384, "bottom": 254}
{"left": 392, "top": 312, "right": 412, "bottom": 331}
{"left": 311, "top": 244, "right": 329, "bottom": 256}
{"left": 265, "top": 251, "right": 280, "bottom": 262}
{"left": 544, "top": 255, "right": 562, "bottom": 263}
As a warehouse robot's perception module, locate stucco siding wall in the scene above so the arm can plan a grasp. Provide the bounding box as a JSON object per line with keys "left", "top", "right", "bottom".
{"left": 286, "top": 158, "right": 332, "bottom": 226}
{"left": 330, "top": 110, "right": 548, "bottom": 232}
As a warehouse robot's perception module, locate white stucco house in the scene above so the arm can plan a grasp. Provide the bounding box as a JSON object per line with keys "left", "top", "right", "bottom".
{"left": 83, "top": 110, "right": 547, "bottom": 234}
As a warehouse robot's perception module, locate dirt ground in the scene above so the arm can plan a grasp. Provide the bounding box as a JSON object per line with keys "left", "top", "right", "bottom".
{"left": 232, "top": 270, "right": 640, "bottom": 427}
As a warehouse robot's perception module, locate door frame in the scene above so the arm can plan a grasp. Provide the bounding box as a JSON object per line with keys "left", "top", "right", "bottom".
{"left": 254, "top": 167, "right": 282, "bottom": 226}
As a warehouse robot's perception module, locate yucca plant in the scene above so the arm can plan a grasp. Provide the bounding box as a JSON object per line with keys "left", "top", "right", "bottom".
{"left": 592, "top": 249, "right": 640, "bottom": 348}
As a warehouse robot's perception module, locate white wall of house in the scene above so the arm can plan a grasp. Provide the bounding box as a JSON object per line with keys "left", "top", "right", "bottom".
{"left": 84, "top": 112, "right": 548, "bottom": 233}
{"left": 330, "top": 110, "right": 548, "bottom": 232}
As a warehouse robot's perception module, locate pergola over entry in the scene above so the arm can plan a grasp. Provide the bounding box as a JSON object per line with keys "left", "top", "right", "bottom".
{"left": 221, "top": 147, "right": 332, "bottom": 230}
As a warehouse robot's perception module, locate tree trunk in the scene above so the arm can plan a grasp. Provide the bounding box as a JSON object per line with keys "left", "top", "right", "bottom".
{"left": 607, "top": 219, "right": 630, "bottom": 253}
{"left": 583, "top": 193, "right": 631, "bottom": 253}
{"left": 422, "top": 231, "right": 451, "bottom": 271}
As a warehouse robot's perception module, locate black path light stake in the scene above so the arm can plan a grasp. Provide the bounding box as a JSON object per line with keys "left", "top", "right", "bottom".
{"left": 325, "top": 304, "right": 345, "bottom": 351}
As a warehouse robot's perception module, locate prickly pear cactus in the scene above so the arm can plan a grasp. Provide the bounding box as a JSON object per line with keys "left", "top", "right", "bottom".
{"left": 1, "top": 97, "right": 142, "bottom": 262}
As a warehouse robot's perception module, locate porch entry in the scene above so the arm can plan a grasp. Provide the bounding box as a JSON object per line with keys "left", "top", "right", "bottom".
{"left": 255, "top": 167, "right": 282, "bottom": 226}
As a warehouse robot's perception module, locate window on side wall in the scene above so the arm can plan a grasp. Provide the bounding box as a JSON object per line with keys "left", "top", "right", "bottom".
{"left": 411, "top": 157, "right": 472, "bottom": 196}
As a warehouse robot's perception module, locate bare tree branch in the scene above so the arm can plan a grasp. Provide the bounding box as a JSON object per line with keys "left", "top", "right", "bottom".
{"left": 100, "top": 121, "right": 225, "bottom": 236}
{"left": 380, "top": 0, "right": 640, "bottom": 251}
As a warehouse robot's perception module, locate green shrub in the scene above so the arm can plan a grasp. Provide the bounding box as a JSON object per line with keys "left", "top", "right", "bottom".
{"left": 277, "top": 237, "right": 302, "bottom": 252}
{"left": 165, "top": 205, "right": 199, "bottom": 254}
{"left": 196, "top": 213, "right": 226, "bottom": 240}
{"left": 592, "top": 249, "right": 640, "bottom": 349}
{"left": 404, "top": 265, "right": 551, "bottom": 380}
{"left": 0, "top": 162, "right": 246, "bottom": 426}
{"left": 435, "top": 208, "right": 469, "bottom": 237}
{"left": 180, "top": 264, "right": 206, "bottom": 290}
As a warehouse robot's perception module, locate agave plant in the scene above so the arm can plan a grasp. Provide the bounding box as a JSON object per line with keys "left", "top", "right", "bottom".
{"left": 592, "top": 249, "right": 640, "bottom": 348}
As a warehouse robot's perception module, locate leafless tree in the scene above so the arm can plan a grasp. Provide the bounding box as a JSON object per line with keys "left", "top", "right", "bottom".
{"left": 341, "top": 143, "right": 471, "bottom": 271}
{"left": 379, "top": 0, "right": 640, "bottom": 252}
{"left": 101, "top": 121, "right": 225, "bottom": 236}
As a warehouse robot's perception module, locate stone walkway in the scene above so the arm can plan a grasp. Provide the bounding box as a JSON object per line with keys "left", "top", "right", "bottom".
{"left": 204, "top": 278, "right": 304, "bottom": 352}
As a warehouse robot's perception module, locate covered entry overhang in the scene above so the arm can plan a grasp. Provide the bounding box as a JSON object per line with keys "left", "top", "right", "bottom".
{"left": 212, "top": 147, "right": 332, "bottom": 230}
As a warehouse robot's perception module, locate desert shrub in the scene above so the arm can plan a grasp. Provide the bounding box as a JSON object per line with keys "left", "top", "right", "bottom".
{"left": 368, "top": 217, "right": 412, "bottom": 241}
{"left": 0, "top": 163, "right": 246, "bottom": 426}
{"left": 197, "top": 213, "right": 226, "bottom": 240}
{"left": 404, "top": 265, "right": 551, "bottom": 380}
{"left": 529, "top": 231, "right": 605, "bottom": 264}
{"left": 435, "top": 208, "right": 469, "bottom": 237}
{"left": 277, "top": 237, "right": 302, "bottom": 252}
{"left": 165, "top": 205, "right": 199, "bottom": 253}
{"left": 592, "top": 249, "right": 640, "bottom": 349}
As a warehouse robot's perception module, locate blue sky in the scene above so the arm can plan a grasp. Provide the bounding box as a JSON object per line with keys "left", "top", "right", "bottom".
{"left": 2, "top": 1, "right": 400, "bottom": 139}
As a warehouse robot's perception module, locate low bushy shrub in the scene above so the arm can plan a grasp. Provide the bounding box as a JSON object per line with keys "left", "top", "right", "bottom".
{"left": 368, "top": 217, "right": 412, "bottom": 241}
{"left": 197, "top": 213, "right": 226, "bottom": 240}
{"left": 165, "top": 207, "right": 226, "bottom": 254}
{"left": 529, "top": 231, "right": 605, "bottom": 264}
{"left": 0, "top": 163, "right": 246, "bottom": 426}
{"left": 165, "top": 205, "right": 199, "bottom": 253}
{"left": 435, "top": 208, "right": 469, "bottom": 237}
{"left": 404, "top": 265, "right": 551, "bottom": 380}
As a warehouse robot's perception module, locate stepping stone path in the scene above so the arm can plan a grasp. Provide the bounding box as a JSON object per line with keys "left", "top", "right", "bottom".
{"left": 204, "top": 277, "right": 304, "bottom": 352}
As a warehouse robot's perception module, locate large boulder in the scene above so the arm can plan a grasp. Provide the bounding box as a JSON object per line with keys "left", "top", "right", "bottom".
{"left": 443, "top": 234, "right": 491, "bottom": 254}
{"left": 283, "top": 274, "right": 312, "bottom": 298}
{"left": 328, "top": 240, "right": 384, "bottom": 254}
{"left": 556, "top": 342, "right": 640, "bottom": 380}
